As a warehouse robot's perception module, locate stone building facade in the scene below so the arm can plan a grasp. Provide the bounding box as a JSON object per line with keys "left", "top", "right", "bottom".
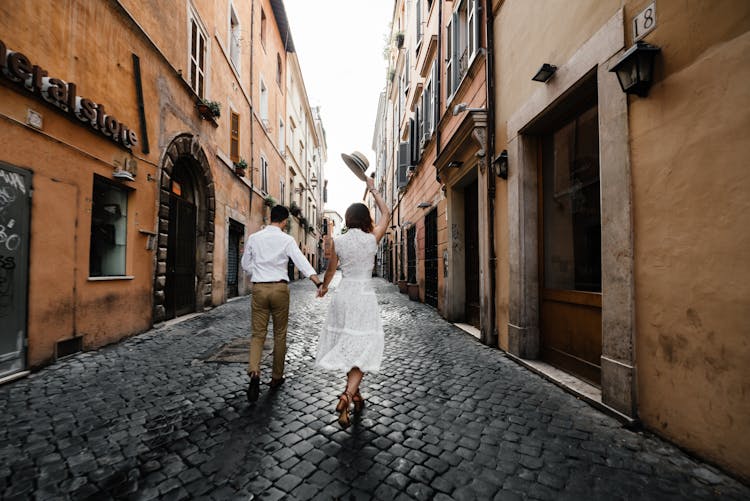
{"left": 0, "top": 0, "right": 325, "bottom": 379}
{"left": 373, "top": 0, "right": 749, "bottom": 480}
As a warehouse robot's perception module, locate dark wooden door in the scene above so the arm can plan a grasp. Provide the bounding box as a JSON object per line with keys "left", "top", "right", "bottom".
{"left": 226, "top": 221, "right": 243, "bottom": 298}
{"left": 539, "top": 103, "right": 602, "bottom": 385}
{"left": 424, "top": 208, "right": 438, "bottom": 307}
{"left": 464, "top": 180, "right": 480, "bottom": 327}
{"left": 165, "top": 195, "right": 196, "bottom": 319}
{"left": 407, "top": 226, "right": 417, "bottom": 284}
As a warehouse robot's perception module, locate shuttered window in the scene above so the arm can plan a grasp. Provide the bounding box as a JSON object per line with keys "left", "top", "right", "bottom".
{"left": 230, "top": 112, "right": 240, "bottom": 163}
{"left": 189, "top": 14, "right": 207, "bottom": 98}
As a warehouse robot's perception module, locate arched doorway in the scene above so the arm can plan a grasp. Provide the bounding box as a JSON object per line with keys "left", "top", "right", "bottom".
{"left": 154, "top": 134, "right": 215, "bottom": 322}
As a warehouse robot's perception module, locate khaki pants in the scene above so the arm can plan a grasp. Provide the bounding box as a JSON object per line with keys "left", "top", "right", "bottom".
{"left": 248, "top": 282, "right": 290, "bottom": 379}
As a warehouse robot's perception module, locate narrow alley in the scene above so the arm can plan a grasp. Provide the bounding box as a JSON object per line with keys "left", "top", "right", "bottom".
{"left": 0, "top": 277, "right": 747, "bottom": 500}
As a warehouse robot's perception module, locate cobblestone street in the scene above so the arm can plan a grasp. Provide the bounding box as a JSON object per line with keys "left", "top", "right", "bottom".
{"left": 1, "top": 276, "right": 747, "bottom": 500}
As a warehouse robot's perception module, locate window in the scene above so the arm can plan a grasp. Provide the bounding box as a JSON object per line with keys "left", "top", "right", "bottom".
{"left": 230, "top": 111, "right": 240, "bottom": 163}
{"left": 280, "top": 180, "right": 286, "bottom": 205}
{"left": 89, "top": 176, "right": 128, "bottom": 277}
{"left": 416, "top": 0, "right": 423, "bottom": 48}
{"left": 446, "top": 0, "right": 480, "bottom": 98}
{"left": 260, "top": 156, "right": 269, "bottom": 193}
{"left": 259, "top": 78, "right": 269, "bottom": 125}
{"left": 276, "top": 54, "right": 283, "bottom": 87}
{"left": 260, "top": 9, "right": 267, "bottom": 48}
{"left": 189, "top": 9, "right": 207, "bottom": 98}
{"left": 229, "top": 5, "right": 241, "bottom": 71}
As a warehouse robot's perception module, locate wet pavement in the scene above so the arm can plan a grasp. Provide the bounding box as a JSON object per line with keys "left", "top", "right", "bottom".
{"left": 0, "top": 275, "right": 748, "bottom": 500}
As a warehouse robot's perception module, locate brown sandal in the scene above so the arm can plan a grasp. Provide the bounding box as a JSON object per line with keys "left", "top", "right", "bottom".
{"left": 352, "top": 389, "right": 365, "bottom": 413}
{"left": 336, "top": 392, "right": 353, "bottom": 428}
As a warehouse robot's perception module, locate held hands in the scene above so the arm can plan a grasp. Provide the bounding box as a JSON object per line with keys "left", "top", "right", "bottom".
{"left": 317, "top": 285, "right": 328, "bottom": 298}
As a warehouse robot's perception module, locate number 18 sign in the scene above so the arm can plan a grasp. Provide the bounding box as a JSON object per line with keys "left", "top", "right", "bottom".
{"left": 633, "top": 2, "right": 657, "bottom": 42}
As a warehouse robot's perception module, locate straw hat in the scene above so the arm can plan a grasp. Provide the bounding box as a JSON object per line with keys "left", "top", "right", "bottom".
{"left": 341, "top": 151, "right": 370, "bottom": 181}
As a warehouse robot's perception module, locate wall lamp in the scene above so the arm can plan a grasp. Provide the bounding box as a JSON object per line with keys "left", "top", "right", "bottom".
{"left": 452, "top": 103, "right": 486, "bottom": 116}
{"left": 493, "top": 150, "right": 508, "bottom": 179}
{"left": 609, "top": 41, "right": 661, "bottom": 97}
{"left": 417, "top": 202, "right": 431, "bottom": 209}
{"left": 531, "top": 63, "right": 557, "bottom": 83}
{"left": 448, "top": 160, "right": 463, "bottom": 169}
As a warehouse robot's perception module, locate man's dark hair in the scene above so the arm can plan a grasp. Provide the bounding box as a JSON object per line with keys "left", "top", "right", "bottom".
{"left": 344, "top": 203, "right": 373, "bottom": 233}
{"left": 270, "top": 205, "right": 290, "bottom": 223}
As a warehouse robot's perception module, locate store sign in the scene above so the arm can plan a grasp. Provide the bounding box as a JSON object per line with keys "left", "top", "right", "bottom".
{"left": 0, "top": 39, "right": 138, "bottom": 149}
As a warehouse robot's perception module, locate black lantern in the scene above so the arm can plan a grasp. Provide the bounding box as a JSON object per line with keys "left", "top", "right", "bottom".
{"left": 609, "top": 42, "right": 661, "bottom": 97}
{"left": 493, "top": 150, "right": 508, "bottom": 179}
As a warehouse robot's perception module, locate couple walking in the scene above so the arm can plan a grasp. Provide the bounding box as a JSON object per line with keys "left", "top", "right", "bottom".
{"left": 241, "top": 152, "right": 391, "bottom": 428}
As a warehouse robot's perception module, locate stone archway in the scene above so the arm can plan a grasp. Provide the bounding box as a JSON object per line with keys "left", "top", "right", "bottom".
{"left": 153, "top": 134, "right": 215, "bottom": 322}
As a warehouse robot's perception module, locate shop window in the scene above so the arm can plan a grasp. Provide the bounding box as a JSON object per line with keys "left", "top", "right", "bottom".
{"left": 89, "top": 176, "right": 128, "bottom": 277}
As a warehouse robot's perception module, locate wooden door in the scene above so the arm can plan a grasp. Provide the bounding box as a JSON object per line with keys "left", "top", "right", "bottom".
{"left": 464, "top": 180, "right": 480, "bottom": 328}
{"left": 424, "top": 208, "right": 438, "bottom": 307}
{"left": 226, "top": 221, "right": 243, "bottom": 298}
{"left": 165, "top": 195, "right": 196, "bottom": 319}
{"left": 539, "top": 104, "right": 602, "bottom": 385}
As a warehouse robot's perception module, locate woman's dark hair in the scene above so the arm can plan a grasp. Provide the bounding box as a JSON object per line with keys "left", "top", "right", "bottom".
{"left": 344, "top": 203, "right": 374, "bottom": 233}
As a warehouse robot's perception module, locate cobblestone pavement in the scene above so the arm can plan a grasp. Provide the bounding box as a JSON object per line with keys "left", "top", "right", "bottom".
{"left": 1, "top": 276, "right": 748, "bottom": 500}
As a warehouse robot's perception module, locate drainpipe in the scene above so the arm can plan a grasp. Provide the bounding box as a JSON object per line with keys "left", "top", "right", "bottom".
{"left": 485, "top": 0, "right": 498, "bottom": 346}
{"left": 434, "top": 0, "right": 443, "bottom": 181}
{"left": 249, "top": 0, "right": 256, "bottom": 218}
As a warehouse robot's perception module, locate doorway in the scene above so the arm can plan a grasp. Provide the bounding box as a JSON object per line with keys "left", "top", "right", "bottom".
{"left": 539, "top": 101, "right": 602, "bottom": 385}
{"left": 227, "top": 220, "right": 244, "bottom": 298}
{"left": 424, "top": 208, "right": 438, "bottom": 307}
{"left": 0, "top": 163, "right": 31, "bottom": 379}
{"left": 464, "top": 180, "right": 480, "bottom": 328}
{"left": 165, "top": 166, "right": 197, "bottom": 319}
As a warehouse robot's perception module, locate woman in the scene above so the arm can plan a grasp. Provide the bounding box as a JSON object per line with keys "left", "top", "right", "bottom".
{"left": 316, "top": 175, "right": 391, "bottom": 428}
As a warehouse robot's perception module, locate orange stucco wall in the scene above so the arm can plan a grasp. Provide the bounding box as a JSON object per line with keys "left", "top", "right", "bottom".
{"left": 629, "top": 2, "right": 750, "bottom": 479}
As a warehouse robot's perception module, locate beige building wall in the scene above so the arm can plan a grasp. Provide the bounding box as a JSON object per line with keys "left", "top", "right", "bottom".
{"left": 626, "top": 0, "right": 750, "bottom": 480}
{"left": 493, "top": 0, "right": 750, "bottom": 479}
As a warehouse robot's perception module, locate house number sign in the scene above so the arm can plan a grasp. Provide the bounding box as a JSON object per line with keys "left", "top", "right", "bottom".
{"left": 0, "top": 39, "right": 139, "bottom": 149}
{"left": 633, "top": 2, "right": 657, "bottom": 42}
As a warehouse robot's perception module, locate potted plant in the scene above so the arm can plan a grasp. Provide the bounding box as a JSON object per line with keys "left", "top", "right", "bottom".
{"left": 408, "top": 282, "right": 420, "bottom": 301}
{"left": 289, "top": 201, "right": 301, "bottom": 216}
{"left": 398, "top": 272, "right": 407, "bottom": 294}
{"left": 395, "top": 31, "right": 405, "bottom": 49}
{"left": 196, "top": 99, "right": 221, "bottom": 120}
{"left": 263, "top": 194, "right": 277, "bottom": 207}
{"left": 233, "top": 158, "right": 247, "bottom": 176}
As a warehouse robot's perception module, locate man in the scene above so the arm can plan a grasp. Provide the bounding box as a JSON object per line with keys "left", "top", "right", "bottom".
{"left": 241, "top": 205, "right": 322, "bottom": 402}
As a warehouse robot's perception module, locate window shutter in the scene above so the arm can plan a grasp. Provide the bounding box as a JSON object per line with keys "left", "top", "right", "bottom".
{"left": 230, "top": 112, "right": 240, "bottom": 163}
{"left": 451, "top": 12, "right": 460, "bottom": 94}
{"left": 446, "top": 17, "right": 453, "bottom": 97}
{"left": 397, "top": 142, "right": 409, "bottom": 188}
{"left": 431, "top": 62, "right": 438, "bottom": 133}
{"left": 409, "top": 117, "right": 417, "bottom": 166}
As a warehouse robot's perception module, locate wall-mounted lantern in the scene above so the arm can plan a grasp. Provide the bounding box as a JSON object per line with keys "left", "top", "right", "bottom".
{"left": 417, "top": 202, "right": 431, "bottom": 209}
{"left": 448, "top": 160, "right": 463, "bottom": 169}
{"left": 609, "top": 41, "right": 661, "bottom": 97}
{"left": 493, "top": 150, "right": 508, "bottom": 179}
{"left": 531, "top": 63, "right": 557, "bottom": 83}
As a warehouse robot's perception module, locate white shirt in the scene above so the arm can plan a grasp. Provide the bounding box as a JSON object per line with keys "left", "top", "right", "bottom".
{"left": 241, "top": 225, "right": 316, "bottom": 282}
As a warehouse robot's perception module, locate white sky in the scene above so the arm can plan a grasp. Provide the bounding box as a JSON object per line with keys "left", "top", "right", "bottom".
{"left": 283, "top": 0, "right": 393, "bottom": 217}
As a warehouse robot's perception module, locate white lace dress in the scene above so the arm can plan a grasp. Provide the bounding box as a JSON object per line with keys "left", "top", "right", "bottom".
{"left": 315, "top": 228, "right": 384, "bottom": 373}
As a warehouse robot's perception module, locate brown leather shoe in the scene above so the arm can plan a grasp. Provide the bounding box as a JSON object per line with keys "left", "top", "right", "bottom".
{"left": 269, "top": 377, "right": 285, "bottom": 390}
